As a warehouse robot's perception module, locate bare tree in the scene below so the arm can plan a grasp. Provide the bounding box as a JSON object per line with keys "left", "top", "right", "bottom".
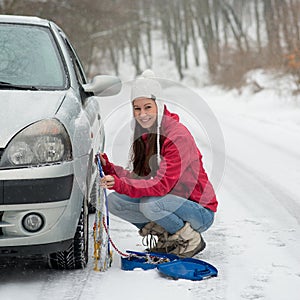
{"left": 2, "top": 0, "right": 300, "bottom": 88}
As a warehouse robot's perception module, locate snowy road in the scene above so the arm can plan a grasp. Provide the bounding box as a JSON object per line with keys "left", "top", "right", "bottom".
{"left": 182, "top": 87, "right": 300, "bottom": 299}
{"left": 203, "top": 89, "right": 300, "bottom": 299}
{"left": 1, "top": 87, "right": 300, "bottom": 300}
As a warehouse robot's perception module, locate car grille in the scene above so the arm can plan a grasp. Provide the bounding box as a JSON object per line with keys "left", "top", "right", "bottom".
{"left": 0, "top": 175, "right": 73, "bottom": 205}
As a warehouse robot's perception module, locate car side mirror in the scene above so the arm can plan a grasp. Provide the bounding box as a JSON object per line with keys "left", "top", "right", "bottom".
{"left": 82, "top": 75, "right": 121, "bottom": 96}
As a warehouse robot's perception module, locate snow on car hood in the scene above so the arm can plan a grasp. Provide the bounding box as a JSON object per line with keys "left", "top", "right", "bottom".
{"left": 0, "top": 90, "right": 66, "bottom": 148}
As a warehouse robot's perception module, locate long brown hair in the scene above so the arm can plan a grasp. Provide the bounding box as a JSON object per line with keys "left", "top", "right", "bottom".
{"left": 131, "top": 120, "right": 162, "bottom": 177}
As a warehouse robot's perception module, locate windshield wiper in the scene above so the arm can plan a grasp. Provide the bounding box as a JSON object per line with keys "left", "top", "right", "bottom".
{"left": 0, "top": 81, "right": 39, "bottom": 90}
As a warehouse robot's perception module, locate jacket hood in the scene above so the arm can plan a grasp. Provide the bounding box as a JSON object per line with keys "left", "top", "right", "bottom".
{"left": 161, "top": 106, "right": 180, "bottom": 132}
{"left": 163, "top": 106, "right": 179, "bottom": 121}
{"left": 0, "top": 90, "right": 66, "bottom": 148}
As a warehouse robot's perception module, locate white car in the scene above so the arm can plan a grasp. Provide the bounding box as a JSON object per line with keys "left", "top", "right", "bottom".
{"left": 0, "top": 15, "right": 120, "bottom": 269}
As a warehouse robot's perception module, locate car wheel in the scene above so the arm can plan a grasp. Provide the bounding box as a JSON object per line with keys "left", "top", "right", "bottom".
{"left": 47, "top": 198, "right": 88, "bottom": 270}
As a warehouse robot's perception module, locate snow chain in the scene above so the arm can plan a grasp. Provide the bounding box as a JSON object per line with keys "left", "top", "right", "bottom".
{"left": 93, "top": 155, "right": 113, "bottom": 271}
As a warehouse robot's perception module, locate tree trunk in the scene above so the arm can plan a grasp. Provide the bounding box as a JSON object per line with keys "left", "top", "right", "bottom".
{"left": 254, "top": 0, "right": 262, "bottom": 53}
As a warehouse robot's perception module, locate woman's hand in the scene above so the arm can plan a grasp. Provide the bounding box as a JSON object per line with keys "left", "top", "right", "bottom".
{"left": 99, "top": 153, "right": 107, "bottom": 166}
{"left": 100, "top": 175, "right": 115, "bottom": 189}
{"left": 95, "top": 152, "right": 107, "bottom": 166}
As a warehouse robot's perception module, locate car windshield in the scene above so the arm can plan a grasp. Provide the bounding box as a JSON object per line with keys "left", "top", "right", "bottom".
{"left": 0, "top": 23, "right": 66, "bottom": 89}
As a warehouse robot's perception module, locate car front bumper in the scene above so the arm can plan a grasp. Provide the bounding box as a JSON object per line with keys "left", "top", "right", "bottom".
{"left": 0, "top": 162, "right": 84, "bottom": 255}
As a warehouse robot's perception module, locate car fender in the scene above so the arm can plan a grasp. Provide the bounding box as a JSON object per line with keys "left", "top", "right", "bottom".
{"left": 55, "top": 90, "right": 92, "bottom": 197}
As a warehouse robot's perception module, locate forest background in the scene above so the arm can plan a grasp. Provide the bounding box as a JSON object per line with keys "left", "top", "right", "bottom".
{"left": 1, "top": 0, "right": 300, "bottom": 93}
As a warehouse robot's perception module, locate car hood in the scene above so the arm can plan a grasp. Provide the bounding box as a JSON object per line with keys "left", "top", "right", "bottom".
{"left": 0, "top": 90, "right": 66, "bottom": 148}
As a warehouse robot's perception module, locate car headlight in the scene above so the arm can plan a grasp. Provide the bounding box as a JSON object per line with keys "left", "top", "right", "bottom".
{"left": 0, "top": 119, "right": 72, "bottom": 168}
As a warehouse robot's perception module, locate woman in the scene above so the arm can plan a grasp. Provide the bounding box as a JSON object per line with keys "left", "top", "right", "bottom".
{"left": 99, "top": 70, "right": 217, "bottom": 258}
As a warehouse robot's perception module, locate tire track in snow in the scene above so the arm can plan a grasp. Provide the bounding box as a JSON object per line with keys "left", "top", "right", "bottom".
{"left": 39, "top": 218, "right": 96, "bottom": 300}
{"left": 217, "top": 155, "right": 300, "bottom": 299}
{"left": 218, "top": 112, "right": 300, "bottom": 223}
{"left": 38, "top": 266, "right": 93, "bottom": 300}
{"left": 228, "top": 155, "right": 300, "bottom": 226}
{"left": 217, "top": 112, "right": 300, "bottom": 160}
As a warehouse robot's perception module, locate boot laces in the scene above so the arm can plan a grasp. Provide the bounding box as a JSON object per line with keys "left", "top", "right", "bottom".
{"left": 142, "top": 232, "right": 177, "bottom": 253}
{"left": 142, "top": 234, "right": 158, "bottom": 249}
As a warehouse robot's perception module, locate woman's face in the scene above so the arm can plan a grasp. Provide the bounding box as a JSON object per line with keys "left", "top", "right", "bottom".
{"left": 133, "top": 97, "right": 157, "bottom": 129}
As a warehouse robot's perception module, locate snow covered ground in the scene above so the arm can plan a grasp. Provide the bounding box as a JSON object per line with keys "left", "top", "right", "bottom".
{"left": 1, "top": 77, "right": 300, "bottom": 299}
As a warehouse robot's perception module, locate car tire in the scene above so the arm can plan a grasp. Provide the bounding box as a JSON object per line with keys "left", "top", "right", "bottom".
{"left": 47, "top": 197, "right": 89, "bottom": 270}
{"left": 88, "top": 179, "right": 97, "bottom": 214}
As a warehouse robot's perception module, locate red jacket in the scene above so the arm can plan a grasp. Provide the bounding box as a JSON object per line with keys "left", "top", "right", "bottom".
{"left": 102, "top": 107, "right": 218, "bottom": 212}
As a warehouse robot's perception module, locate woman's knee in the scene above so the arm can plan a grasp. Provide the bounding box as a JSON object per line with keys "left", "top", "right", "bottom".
{"left": 139, "top": 197, "right": 162, "bottom": 218}
{"left": 107, "top": 192, "right": 132, "bottom": 212}
{"left": 195, "top": 210, "right": 215, "bottom": 233}
{"left": 107, "top": 192, "right": 121, "bottom": 213}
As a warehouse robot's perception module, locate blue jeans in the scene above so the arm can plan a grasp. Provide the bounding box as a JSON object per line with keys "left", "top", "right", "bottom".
{"left": 107, "top": 192, "right": 215, "bottom": 234}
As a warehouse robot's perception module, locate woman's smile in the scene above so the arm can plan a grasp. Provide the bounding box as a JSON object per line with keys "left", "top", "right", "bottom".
{"left": 139, "top": 116, "right": 153, "bottom": 124}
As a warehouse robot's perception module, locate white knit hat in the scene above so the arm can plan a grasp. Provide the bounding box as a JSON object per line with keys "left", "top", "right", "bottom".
{"left": 131, "top": 69, "right": 164, "bottom": 165}
{"left": 131, "top": 69, "right": 162, "bottom": 100}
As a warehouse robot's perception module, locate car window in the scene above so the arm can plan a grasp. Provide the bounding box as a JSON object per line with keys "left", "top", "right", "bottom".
{"left": 0, "top": 24, "right": 66, "bottom": 89}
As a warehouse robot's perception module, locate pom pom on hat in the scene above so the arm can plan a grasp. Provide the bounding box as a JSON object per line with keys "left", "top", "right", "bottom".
{"left": 131, "top": 69, "right": 163, "bottom": 102}
{"left": 141, "top": 69, "right": 155, "bottom": 78}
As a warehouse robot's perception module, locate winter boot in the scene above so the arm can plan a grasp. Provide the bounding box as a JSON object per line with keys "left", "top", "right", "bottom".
{"left": 138, "top": 222, "right": 157, "bottom": 237}
{"left": 139, "top": 222, "right": 174, "bottom": 253}
{"left": 168, "top": 222, "right": 206, "bottom": 258}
